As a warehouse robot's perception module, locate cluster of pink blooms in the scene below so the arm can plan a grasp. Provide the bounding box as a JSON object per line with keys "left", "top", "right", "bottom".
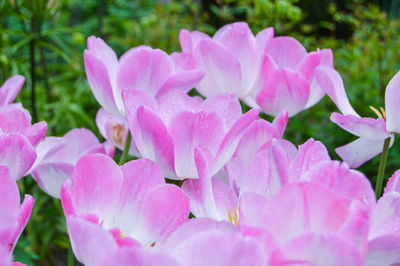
{"left": 1, "top": 22, "right": 400, "bottom": 265}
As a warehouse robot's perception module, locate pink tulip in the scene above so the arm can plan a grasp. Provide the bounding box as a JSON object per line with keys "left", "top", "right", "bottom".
{"left": 0, "top": 103, "right": 47, "bottom": 147}
{"left": 0, "top": 75, "right": 25, "bottom": 107}
{"left": 174, "top": 22, "right": 333, "bottom": 116}
{"left": 31, "top": 128, "right": 114, "bottom": 198}
{"left": 123, "top": 89, "right": 260, "bottom": 180}
{"left": 0, "top": 133, "right": 37, "bottom": 180}
{"left": 239, "top": 182, "right": 369, "bottom": 265}
{"left": 84, "top": 36, "right": 204, "bottom": 117}
{"left": 256, "top": 37, "right": 333, "bottom": 116}
{"left": 0, "top": 166, "right": 34, "bottom": 258}
{"left": 315, "top": 67, "right": 400, "bottom": 168}
{"left": 61, "top": 154, "right": 189, "bottom": 264}
{"left": 95, "top": 108, "right": 139, "bottom": 156}
{"left": 173, "top": 22, "right": 273, "bottom": 107}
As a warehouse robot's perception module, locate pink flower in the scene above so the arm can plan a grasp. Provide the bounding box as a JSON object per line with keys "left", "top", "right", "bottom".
{"left": 239, "top": 182, "right": 370, "bottom": 265}
{"left": 123, "top": 89, "right": 260, "bottom": 180}
{"left": 0, "top": 133, "right": 37, "bottom": 180}
{"left": 0, "top": 166, "right": 34, "bottom": 259}
{"left": 30, "top": 128, "right": 114, "bottom": 198}
{"left": 84, "top": 36, "right": 204, "bottom": 117}
{"left": 173, "top": 22, "right": 273, "bottom": 106}
{"left": 0, "top": 75, "right": 25, "bottom": 107}
{"left": 0, "top": 103, "right": 47, "bottom": 147}
{"left": 174, "top": 22, "right": 333, "bottom": 116}
{"left": 95, "top": 108, "right": 139, "bottom": 156}
{"left": 61, "top": 154, "right": 189, "bottom": 265}
{"left": 256, "top": 37, "right": 333, "bottom": 116}
{"left": 316, "top": 68, "right": 400, "bottom": 168}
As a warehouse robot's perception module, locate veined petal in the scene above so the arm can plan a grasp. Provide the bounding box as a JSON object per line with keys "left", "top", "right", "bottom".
{"left": 194, "top": 39, "right": 242, "bottom": 96}
{"left": 0, "top": 75, "right": 25, "bottom": 107}
{"left": 170, "top": 111, "right": 225, "bottom": 179}
{"left": 267, "top": 36, "right": 307, "bottom": 69}
{"left": 385, "top": 70, "right": 400, "bottom": 133}
{"left": 0, "top": 133, "right": 36, "bottom": 180}
{"left": 335, "top": 136, "right": 394, "bottom": 168}
{"left": 331, "top": 113, "right": 389, "bottom": 139}
{"left": 84, "top": 50, "right": 119, "bottom": 115}
{"left": 255, "top": 27, "right": 274, "bottom": 55}
{"left": 256, "top": 69, "right": 310, "bottom": 117}
{"left": 315, "top": 66, "right": 358, "bottom": 116}
{"left": 156, "top": 70, "right": 205, "bottom": 97}
{"left": 117, "top": 46, "right": 174, "bottom": 98}
{"left": 0, "top": 166, "right": 20, "bottom": 214}
{"left": 67, "top": 217, "right": 118, "bottom": 266}
{"left": 366, "top": 235, "right": 400, "bottom": 266}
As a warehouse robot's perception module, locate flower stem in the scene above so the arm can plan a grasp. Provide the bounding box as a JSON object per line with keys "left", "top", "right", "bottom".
{"left": 68, "top": 241, "right": 74, "bottom": 266}
{"left": 119, "top": 131, "right": 132, "bottom": 165}
{"left": 375, "top": 137, "right": 391, "bottom": 199}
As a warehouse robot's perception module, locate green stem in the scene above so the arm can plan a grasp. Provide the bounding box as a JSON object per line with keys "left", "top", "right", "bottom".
{"left": 68, "top": 241, "right": 74, "bottom": 266}
{"left": 119, "top": 131, "right": 132, "bottom": 165}
{"left": 375, "top": 137, "right": 391, "bottom": 199}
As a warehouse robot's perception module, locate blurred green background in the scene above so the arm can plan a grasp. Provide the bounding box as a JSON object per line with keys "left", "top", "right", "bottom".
{"left": 1, "top": 0, "right": 400, "bottom": 264}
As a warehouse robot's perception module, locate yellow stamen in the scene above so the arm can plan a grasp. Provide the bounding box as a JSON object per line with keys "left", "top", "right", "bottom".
{"left": 232, "top": 207, "right": 239, "bottom": 226}
{"left": 380, "top": 107, "right": 387, "bottom": 119}
{"left": 370, "top": 106, "right": 383, "bottom": 118}
{"left": 227, "top": 209, "right": 233, "bottom": 224}
{"left": 119, "top": 231, "right": 123, "bottom": 238}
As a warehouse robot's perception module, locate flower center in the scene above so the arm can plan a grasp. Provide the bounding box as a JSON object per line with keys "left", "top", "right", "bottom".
{"left": 110, "top": 122, "right": 126, "bottom": 147}
{"left": 227, "top": 207, "right": 239, "bottom": 226}
{"left": 370, "top": 106, "right": 386, "bottom": 120}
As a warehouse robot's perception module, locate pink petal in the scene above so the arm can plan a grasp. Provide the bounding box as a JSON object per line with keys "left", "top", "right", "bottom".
{"left": 270, "top": 233, "right": 362, "bottom": 266}
{"left": 140, "top": 184, "right": 190, "bottom": 246}
{"left": 67, "top": 216, "right": 118, "bottom": 265}
{"left": 193, "top": 39, "right": 242, "bottom": 96}
{"left": 255, "top": 27, "right": 274, "bottom": 54}
{"left": 199, "top": 94, "right": 242, "bottom": 130}
{"left": 315, "top": 66, "right": 358, "bottom": 116}
{"left": 169, "top": 111, "right": 225, "bottom": 179}
{"left": 385, "top": 70, "right": 400, "bottom": 133}
{"left": 240, "top": 183, "right": 354, "bottom": 243}
{"left": 366, "top": 234, "right": 400, "bottom": 266}
{"left": 182, "top": 147, "right": 237, "bottom": 220}
{"left": 297, "top": 51, "right": 322, "bottom": 81}
{"left": 272, "top": 110, "right": 289, "bottom": 138}
{"left": 100, "top": 247, "right": 179, "bottom": 266}
{"left": 179, "top": 29, "right": 210, "bottom": 53}
{"left": 384, "top": 170, "right": 400, "bottom": 193}
{"left": 134, "top": 106, "right": 176, "bottom": 179}
{"left": 84, "top": 50, "right": 119, "bottom": 115}
{"left": 162, "top": 218, "right": 237, "bottom": 252}
{"left": 156, "top": 70, "right": 205, "bottom": 97}
{"left": 111, "top": 159, "right": 165, "bottom": 233}
{"left": 86, "top": 36, "right": 118, "bottom": 77}
{"left": 267, "top": 36, "right": 307, "bottom": 69}
{"left": 49, "top": 128, "right": 102, "bottom": 164}
{"left": 65, "top": 154, "right": 123, "bottom": 223}
{"left": 213, "top": 109, "right": 260, "bottom": 175}
{"left": 0, "top": 133, "right": 36, "bottom": 180}
{"left": 370, "top": 192, "right": 400, "bottom": 239}
{"left": 25, "top": 121, "right": 47, "bottom": 146}
{"left": 302, "top": 161, "right": 375, "bottom": 207}
{"left": 117, "top": 46, "right": 173, "bottom": 98}
{"left": 289, "top": 138, "right": 330, "bottom": 182}
{"left": 95, "top": 108, "right": 139, "bottom": 156}
{"left": 256, "top": 69, "right": 310, "bottom": 117}
{"left": 12, "top": 195, "right": 34, "bottom": 252}
{"left": 335, "top": 136, "right": 394, "bottom": 168}
{"left": 331, "top": 112, "right": 389, "bottom": 139}
{"left": 32, "top": 162, "right": 74, "bottom": 198}
{"left": 0, "top": 166, "right": 20, "bottom": 213}
{"left": 0, "top": 75, "right": 25, "bottom": 106}
{"left": 213, "top": 22, "right": 259, "bottom": 95}
{"left": 157, "top": 90, "right": 200, "bottom": 126}
{"left": 171, "top": 230, "right": 266, "bottom": 266}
